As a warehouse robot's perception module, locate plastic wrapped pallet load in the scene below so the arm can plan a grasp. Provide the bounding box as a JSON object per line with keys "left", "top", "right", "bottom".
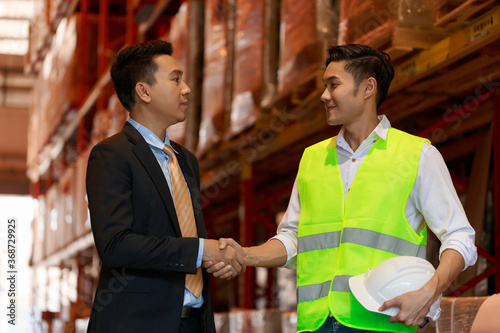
{"left": 214, "top": 312, "right": 229, "bottom": 333}
{"left": 44, "top": 186, "right": 59, "bottom": 258}
{"left": 229, "top": 308, "right": 282, "bottom": 333}
{"left": 106, "top": 94, "right": 129, "bottom": 138}
{"left": 276, "top": 0, "right": 338, "bottom": 98}
{"left": 197, "top": 0, "right": 229, "bottom": 156}
{"left": 166, "top": 2, "right": 190, "bottom": 144}
{"left": 32, "top": 195, "right": 46, "bottom": 263}
{"left": 28, "top": 13, "right": 98, "bottom": 172}
{"left": 74, "top": 147, "right": 91, "bottom": 239}
{"left": 29, "top": 17, "right": 74, "bottom": 168}
{"left": 226, "top": 0, "right": 265, "bottom": 139}
{"left": 281, "top": 311, "right": 297, "bottom": 333}
{"left": 58, "top": 166, "right": 76, "bottom": 251}
{"left": 435, "top": 296, "right": 488, "bottom": 333}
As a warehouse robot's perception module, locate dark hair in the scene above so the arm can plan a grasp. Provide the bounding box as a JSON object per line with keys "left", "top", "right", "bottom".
{"left": 110, "top": 40, "right": 173, "bottom": 111}
{"left": 326, "top": 44, "right": 395, "bottom": 107}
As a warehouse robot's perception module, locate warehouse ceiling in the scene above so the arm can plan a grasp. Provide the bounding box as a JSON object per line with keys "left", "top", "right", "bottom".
{"left": 0, "top": 0, "right": 36, "bottom": 194}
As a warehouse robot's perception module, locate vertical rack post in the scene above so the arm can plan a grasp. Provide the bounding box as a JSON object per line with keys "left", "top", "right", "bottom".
{"left": 239, "top": 158, "right": 255, "bottom": 308}
{"left": 494, "top": 92, "right": 500, "bottom": 292}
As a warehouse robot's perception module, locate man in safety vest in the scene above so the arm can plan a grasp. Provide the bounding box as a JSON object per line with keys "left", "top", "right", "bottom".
{"left": 206, "top": 44, "right": 477, "bottom": 332}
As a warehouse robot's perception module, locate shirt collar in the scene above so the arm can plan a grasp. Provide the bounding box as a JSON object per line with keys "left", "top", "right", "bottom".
{"left": 128, "top": 118, "right": 178, "bottom": 153}
{"left": 336, "top": 115, "right": 391, "bottom": 148}
{"left": 373, "top": 114, "right": 391, "bottom": 140}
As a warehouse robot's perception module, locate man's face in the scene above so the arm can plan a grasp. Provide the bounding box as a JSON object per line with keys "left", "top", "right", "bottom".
{"left": 320, "top": 60, "right": 365, "bottom": 126}
{"left": 147, "top": 54, "right": 191, "bottom": 127}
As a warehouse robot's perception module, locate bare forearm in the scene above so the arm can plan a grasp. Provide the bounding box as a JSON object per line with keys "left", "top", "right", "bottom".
{"left": 431, "top": 249, "right": 465, "bottom": 296}
{"left": 244, "top": 239, "right": 288, "bottom": 267}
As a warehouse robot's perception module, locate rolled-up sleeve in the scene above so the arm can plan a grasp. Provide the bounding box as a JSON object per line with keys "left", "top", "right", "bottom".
{"left": 414, "top": 143, "right": 477, "bottom": 269}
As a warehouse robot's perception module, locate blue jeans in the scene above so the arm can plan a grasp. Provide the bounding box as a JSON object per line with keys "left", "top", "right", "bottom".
{"left": 311, "top": 316, "right": 391, "bottom": 333}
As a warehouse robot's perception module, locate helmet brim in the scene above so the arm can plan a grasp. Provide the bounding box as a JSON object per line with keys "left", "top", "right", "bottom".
{"left": 349, "top": 273, "right": 398, "bottom": 317}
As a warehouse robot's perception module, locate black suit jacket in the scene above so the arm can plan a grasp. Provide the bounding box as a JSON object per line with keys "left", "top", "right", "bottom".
{"left": 86, "top": 122, "right": 215, "bottom": 333}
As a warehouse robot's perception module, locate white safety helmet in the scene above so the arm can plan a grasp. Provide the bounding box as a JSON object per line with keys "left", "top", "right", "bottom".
{"left": 348, "top": 256, "right": 442, "bottom": 321}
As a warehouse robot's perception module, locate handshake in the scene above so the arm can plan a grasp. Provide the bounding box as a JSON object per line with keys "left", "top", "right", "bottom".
{"left": 202, "top": 238, "right": 247, "bottom": 280}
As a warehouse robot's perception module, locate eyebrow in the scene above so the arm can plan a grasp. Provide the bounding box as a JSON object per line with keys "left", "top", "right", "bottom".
{"left": 169, "top": 69, "right": 183, "bottom": 76}
{"left": 323, "top": 75, "right": 341, "bottom": 83}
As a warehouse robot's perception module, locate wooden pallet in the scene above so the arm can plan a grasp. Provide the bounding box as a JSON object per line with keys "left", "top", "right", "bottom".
{"left": 381, "top": 92, "right": 449, "bottom": 124}
{"left": 391, "top": 6, "right": 500, "bottom": 94}
{"left": 435, "top": 0, "right": 498, "bottom": 28}
{"left": 271, "top": 67, "right": 324, "bottom": 115}
{"left": 351, "top": 22, "right": 450, "bottom": 63}
{"left": 407, "top": 53, "right": 500, "bottom": 94}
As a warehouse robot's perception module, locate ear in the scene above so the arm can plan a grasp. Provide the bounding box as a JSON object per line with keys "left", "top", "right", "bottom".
{"left": 363, "top": 77, "right": 377, "bottom": 100}
{"left": 135, "top": 82, "right": 151, "bottom": 103}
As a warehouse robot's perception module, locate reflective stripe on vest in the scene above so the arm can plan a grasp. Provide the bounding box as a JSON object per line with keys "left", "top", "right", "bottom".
{"left": 297, "top": 281, "right": 331, "bottom": 302}
{"left": 298, "top": 231, "right": 341, "bottom": 254}
{"left": 297, "top": 275, "right": 353, "bottom": 303}
{"left": 296, "top": 128, "right": 429, "bottom": 333}
{"left": 298, "top": 228, "right": 426, "bottom": 258}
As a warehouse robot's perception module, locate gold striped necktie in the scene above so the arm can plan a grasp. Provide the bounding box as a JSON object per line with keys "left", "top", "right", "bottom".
{"left": 163, "top": 145, "right": 203, "bottom": 298}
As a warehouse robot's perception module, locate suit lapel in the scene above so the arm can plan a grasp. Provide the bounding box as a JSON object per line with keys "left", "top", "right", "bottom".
{"left": 123, "top": 123, "right": 183, "bottom": 237}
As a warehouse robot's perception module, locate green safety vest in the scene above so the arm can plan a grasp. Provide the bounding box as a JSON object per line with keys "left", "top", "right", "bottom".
{"left": 296, "top": 128, "right": 429, "bottom": 333}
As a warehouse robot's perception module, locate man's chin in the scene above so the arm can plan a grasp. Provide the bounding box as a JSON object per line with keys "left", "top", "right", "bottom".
{"left": 326, "top": 117, "right": 342, "bottom": 126}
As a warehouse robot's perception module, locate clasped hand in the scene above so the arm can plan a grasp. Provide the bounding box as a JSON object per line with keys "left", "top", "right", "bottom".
{"left": 378, "top": 275, "right": 438, "bottom": 327}
{"left": 202, "top": 238, "right": 245, "bottom": 280}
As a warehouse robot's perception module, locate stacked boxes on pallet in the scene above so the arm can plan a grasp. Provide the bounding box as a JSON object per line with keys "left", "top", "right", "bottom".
{"left": 31, "top": 194, "right": 46, "bottom": 263}
{"left": 166, "top": 2, "right": 191, "bottom": 143}
{"left": 44, "top": 185, "right": 60, "bottom": 257}
{"left": 435, "top": 296, "right": 488, "bottom": 332}
{"left": 214, "top": 309, "right": 297, "bottom": 332}
{"left": 28, "top": 14, "right": 98, "bottom": 172}
{"left": 277, "top": 0, "right": 338, "bottom": 97}
{"left": 228, "top": 308, "right": 283, "bottom": 333}
{"left": 58, "top": 166, "right": 76, "bottom": 252}
{"left": 339, "top": 0, "right": 447, "bottom": 61}
{"left": 74, "top": 148, "right": 91, "bottom": 239}
{"left": 199, "top": 0, "right": 339, "bottom": 145}
{"left": 227, "top": 0, "right": 266, "bottom": 138}
{"left": 197, "top": 0, "right": 230, "bottom": 156}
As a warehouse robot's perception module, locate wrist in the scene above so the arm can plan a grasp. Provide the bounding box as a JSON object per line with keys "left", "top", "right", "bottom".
{"left": 244, "top": 247, "right": 257, "bottom": 267}
{"left": 203, "top": 239, "right": 217, "bottom": 258}
{"left": 423, "top": 274, "right": 441, "bottom": 301}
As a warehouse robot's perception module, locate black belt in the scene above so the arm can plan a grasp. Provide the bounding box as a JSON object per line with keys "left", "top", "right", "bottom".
{"left": 181, "top": 306, "right": 202, "bottom": 319}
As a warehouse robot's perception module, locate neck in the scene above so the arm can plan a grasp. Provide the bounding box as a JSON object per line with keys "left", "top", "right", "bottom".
{"left": 343, "top": 114, "right": 379, "bottom": 152}
{"left": 130, "top": 109, "right": 167, "bottom": 141}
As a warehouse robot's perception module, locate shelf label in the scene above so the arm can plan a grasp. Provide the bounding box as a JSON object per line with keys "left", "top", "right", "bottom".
{"left": 470, "top": 13, "right": 497, "bottom": 42}
{"left": 400, "top": 59, "right": 419, "bottom": 77}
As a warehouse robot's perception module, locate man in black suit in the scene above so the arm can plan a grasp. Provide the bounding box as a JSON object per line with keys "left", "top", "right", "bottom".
{"left": 86, "top": 40, "right": 244, "bottom": 333}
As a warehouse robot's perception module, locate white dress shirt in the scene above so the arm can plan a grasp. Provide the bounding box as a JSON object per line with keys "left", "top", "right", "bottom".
{"left": 272, "top": 115, "right": 477, "bottom": 270}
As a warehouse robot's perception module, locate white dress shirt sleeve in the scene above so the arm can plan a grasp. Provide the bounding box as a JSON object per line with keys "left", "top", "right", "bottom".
{"left": 412, "top": 142, "right": 477, "bottom": 269}
{"left": 271, "top": 177, "right": 300, "bottom": 269}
